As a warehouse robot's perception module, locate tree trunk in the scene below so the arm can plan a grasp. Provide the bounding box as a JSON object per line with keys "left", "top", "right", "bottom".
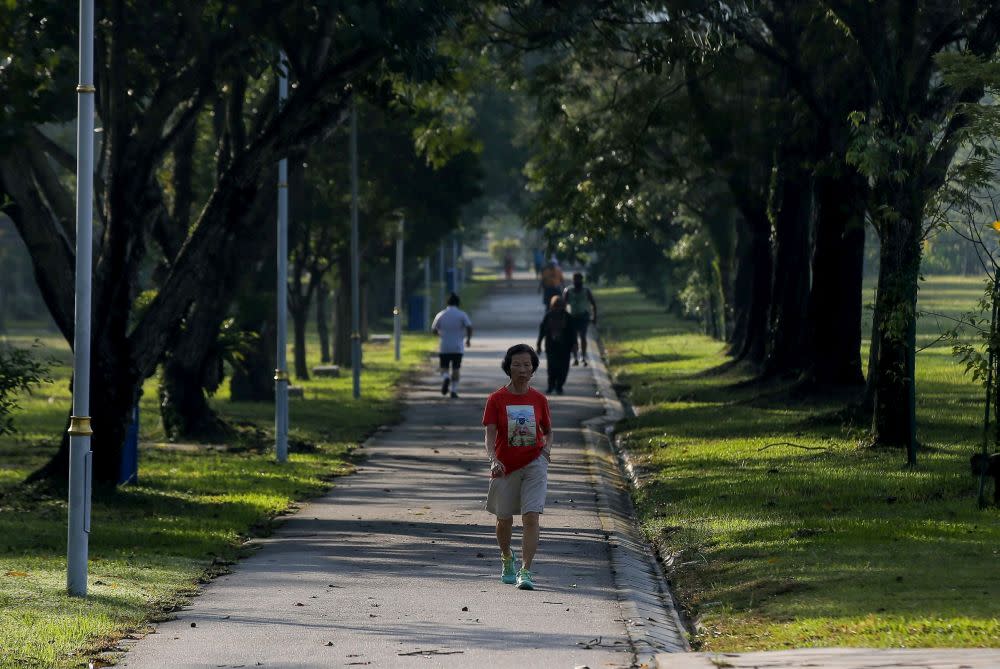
{"left": 805, "top": 170, "right": 867, "bottom": 386}
{"left": 869, "top": 197, "right": 921, "bottom": 463}
{"left": 763, "top": 149, "right": 812, "bottom": 377}
{"left": 728, "top": 213, "right": 771, "bottom": 365}
{"left": 160, "top": 356, "right": 228, "bottom": 441}
{"left": 317, "top": 283, "right": 331, "bottom": 363}
{"left": 159, "top": 184, "right": 273, "bottom": 439}
{"left": 333, "top": 260, "right": 352, "bottom": 367}
{"left": 230, "top": 317, "right": 276, "bottom": 402}
{"left": 292, "top": 303, "right": 310, "bottom": 380}
{"left": 29, "top": 338, "right": 141, "bottom": 486}
{"left": 230, "top": 255, "right": 277, "bottom": 402}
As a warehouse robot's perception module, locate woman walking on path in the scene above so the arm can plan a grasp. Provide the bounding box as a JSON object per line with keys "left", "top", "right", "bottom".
{"left": 482, "top": 344, "right": 552, "bottom": 590}
{"left": 536, "top": 295, "right": 576, "bottom": 394}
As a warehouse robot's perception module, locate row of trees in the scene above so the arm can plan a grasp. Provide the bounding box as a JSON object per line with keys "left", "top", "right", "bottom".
{"left": 6, "top": 1, "right": 997, "bottom": 484}
{"left": 487, "top": 1, "right": 1000, "bottom": 464}
{"left": 0, "top": 1, "right": 508, "bottom": 484}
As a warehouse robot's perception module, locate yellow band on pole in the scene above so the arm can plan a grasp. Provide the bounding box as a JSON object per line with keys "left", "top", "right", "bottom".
{"left": 76, "top": 85, "right": 96, "bottom": 93}
{"left": 274, "top": 369, "right": 290, "bottom": 382}
{"left": 67, "top": 416, "right": 93, "bottom": 437}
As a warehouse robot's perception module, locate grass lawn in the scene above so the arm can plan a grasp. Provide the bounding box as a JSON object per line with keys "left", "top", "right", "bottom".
{"left": 0, "top": 275, "right": 491, "bottom": 669}
{"left": 596, "top": 275, "right": 999, "bottom": 651}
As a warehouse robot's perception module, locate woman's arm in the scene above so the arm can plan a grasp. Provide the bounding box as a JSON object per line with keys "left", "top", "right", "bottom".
{"left": 485, "top": 424, "right": 503, "bottom": 476}
{"left": 541, "top": 426, "right": 552, "bottom": 462}
{"left": 536, "top": 314, "right": 547, "bottom": 352}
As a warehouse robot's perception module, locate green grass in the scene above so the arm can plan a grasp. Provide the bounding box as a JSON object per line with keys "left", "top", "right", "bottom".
{"left": 0, "top": 276, "right": 494, "bottom": 669}
{"left": 596, "top": 276, "right": 1000, "bottom": 652}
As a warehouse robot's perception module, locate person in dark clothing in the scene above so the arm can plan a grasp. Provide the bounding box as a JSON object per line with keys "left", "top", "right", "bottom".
{"left": 536, "top": 295, "right": 576, "bottom": 394}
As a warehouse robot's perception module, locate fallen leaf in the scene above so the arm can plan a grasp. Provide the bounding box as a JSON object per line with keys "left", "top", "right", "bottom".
{"left": 4, "top": 571, "right": 29, "bottom": 578}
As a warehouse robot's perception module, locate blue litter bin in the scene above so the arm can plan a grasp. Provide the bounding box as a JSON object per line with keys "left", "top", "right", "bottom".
{"left": 445, "top": 268, "right": 456, "bottom": 293}
{"left": 118, "top": 404, "right": 139, "bottom": 485}
{"left": 408, "top": 296, "right": 426, "bottom": 331}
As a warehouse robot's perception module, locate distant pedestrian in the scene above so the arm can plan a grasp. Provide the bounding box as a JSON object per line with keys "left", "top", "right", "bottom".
{"left": 536, "top": 295, "right": 576, "bottom": 394}
{"left": 482, "top": 344, "right": 552, "bottom": 590}
{"left": 538, "top": 260, "right": 564, "bottom": 309}
{"left": 503, "top": 251, "right": 515, "bottom": 284}
{"left": 431, "top": 293, "right": 472, "bottom": 399}
{"left": 532, "top": 248, "right": 544, "bottom": 278}
{"left": 563, "top": 272, "right": 597, "bottom": 366}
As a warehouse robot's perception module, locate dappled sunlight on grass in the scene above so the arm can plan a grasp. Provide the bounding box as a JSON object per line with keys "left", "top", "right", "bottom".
{"left": 596, "top": 278, "right": 1000, "bottom": 651}
{"left": 0, "top": 311, "right": 448, "bottom": 668}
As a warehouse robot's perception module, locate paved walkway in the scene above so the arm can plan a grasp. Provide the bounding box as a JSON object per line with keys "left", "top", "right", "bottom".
{"left": 117, "top": 276, "right": 1000, "bottom": 669}
{"left": 120, "top": 277, "right": 686, "bottom": 669}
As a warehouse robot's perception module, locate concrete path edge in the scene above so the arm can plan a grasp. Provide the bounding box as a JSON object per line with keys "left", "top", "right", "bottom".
{"left": 582, "top": 329, "right": 691, "bottom": 663}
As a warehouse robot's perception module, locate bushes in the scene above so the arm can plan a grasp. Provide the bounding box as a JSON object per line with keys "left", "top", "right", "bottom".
{"left": 0, "top": 342, "right": 52, "bottom": 436}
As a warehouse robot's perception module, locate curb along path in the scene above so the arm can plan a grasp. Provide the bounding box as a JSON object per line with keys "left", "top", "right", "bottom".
{"left": 119, "top": 277, "right": 686, "bottom": 669}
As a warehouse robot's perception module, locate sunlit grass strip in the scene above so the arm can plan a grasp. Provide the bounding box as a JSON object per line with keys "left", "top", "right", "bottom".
{"left": 0, "top": 318, "right": 445, "bottom": 668}
{"left": 596, "top": 277, "right": 1000, "bottom": 651}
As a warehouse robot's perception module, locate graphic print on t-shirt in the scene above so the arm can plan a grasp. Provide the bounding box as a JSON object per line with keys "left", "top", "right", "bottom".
{"left": 506, "top": 405, "right": 537, "bottom": 448}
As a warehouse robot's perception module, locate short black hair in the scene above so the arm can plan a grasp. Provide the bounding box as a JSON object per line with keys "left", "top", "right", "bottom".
{"left": 447, "top": 292, "right": 460, "bottom": 307}
{"left": 502, "top": 344, "right": 540, "bottom": 377}
{"left": 573, "top": 272, "right": 584, "bottom": 281}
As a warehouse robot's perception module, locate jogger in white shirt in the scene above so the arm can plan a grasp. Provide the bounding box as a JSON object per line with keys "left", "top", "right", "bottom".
{"left": 431, "top": 293, "right": 473, "bottom": 398}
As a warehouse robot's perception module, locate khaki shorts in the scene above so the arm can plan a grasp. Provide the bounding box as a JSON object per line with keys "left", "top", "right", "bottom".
{"left": 486, "top": 456, "right": 548, "bottom": 519}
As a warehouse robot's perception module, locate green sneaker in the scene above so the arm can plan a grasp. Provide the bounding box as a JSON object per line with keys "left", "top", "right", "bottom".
{"left": 500, "top": 553, "right": 517, "bottom": 584}
{"left": 515, "top": 567, "right": 534, "bottom": 590}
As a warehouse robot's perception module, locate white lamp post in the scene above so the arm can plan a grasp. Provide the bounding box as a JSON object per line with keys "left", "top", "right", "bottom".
{"left": 393, "top": 219, "right": 404, "bottom": 361}
{"left": 67, "top": 0, "right": 96, "bottom": 597}
{"left": 274, "top": 53, "right": 290, "bottom": 463}
{"left": 350, "top": 102, "right": 361, "bottom": 399}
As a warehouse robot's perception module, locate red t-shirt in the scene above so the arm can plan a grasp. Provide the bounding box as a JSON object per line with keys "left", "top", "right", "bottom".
{"left": 482, "top": 386, "right": 551, "bottom": 475}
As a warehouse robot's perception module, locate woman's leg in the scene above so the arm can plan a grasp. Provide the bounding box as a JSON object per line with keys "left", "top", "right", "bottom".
{"left": 496, "top": 516, "right": 514, "bottom": 556}
{"left": 521, "top": 512, "right": 540, "bottom": 569}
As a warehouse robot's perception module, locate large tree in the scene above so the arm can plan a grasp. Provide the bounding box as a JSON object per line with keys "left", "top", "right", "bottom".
{"left": 0, "top": 1, "right": 473, "bottom": 484}
{"left": 820, "top": 1, "right": 1000, "bottom": 460}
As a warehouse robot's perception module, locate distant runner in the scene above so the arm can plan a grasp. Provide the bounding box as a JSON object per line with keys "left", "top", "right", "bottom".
{"left": 532, "top": 248, "right": 545, "bottom": 278}
{"left": 431, "top": 293, "right": 472, "bottom": 399}
{"left": 563, "top": 272, "right": 597, "bottom": 366}
{"left": 538, "top": 260, "right": 564, "bottom": 309}
{"left": 482, "top": 344, "right": 552, "bottom": 591}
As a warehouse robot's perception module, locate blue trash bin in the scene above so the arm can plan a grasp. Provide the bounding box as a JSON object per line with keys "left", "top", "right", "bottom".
{"left": 407, "top": 295, "right": 426, "bottom": 331}
{"left": 118, "top": 404, "right": 139, "bottom": 485}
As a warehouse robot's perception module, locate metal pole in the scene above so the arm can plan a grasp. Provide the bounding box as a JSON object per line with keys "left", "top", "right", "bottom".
{"left": 274, "top": 53, "right": 289, "bottom": 463}
{"left": 438, "top": 242, "right": 445, "bottom": 307}
{"left": 350, "top": 102, "right": 362, "bottom": 399}
{"left": 423, "top": 257, "right": 431, "bottom": 333}
{"left": 68, "top": 0, "right": 95, "bottom": 598}
{"left": 393, "top": 219, "right": 404, "bottom": 361}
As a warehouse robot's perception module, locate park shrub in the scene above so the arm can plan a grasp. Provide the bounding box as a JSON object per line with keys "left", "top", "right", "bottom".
{"left": 0, "top": 341, "right": 52, "bottom": 436}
